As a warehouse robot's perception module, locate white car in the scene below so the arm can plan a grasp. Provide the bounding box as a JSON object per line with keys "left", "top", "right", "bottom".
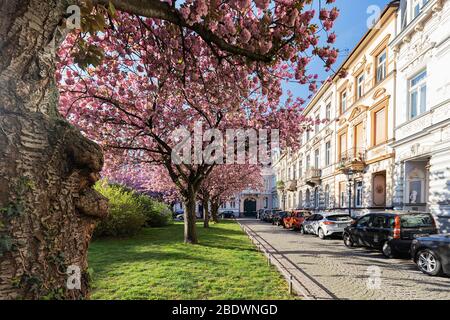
{"left": 301, "top": 213, "right": 353, "bottom": 239}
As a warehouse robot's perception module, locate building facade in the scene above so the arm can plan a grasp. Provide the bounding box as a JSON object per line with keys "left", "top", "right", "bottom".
{"left": 273, "top": 2, "right": 400, "bottom": 218}
{"left": 390, "top": 0, "right": 450, "bottom": 232}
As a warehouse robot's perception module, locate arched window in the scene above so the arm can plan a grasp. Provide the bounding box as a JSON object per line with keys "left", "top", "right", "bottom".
{"left": 324, "top": 185, "right": 330, "bottom": 208}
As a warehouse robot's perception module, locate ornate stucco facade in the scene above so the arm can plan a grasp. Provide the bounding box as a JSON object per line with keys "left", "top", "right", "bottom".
{"left": 273, "top": 0, "right": 450, "bottom": 231}
{"left": 390, "top": 0, "right": 450, "bottom": 232}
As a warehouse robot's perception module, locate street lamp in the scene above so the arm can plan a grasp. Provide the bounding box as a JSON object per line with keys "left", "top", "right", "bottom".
{"left": 347, "top": 169, "right": 354, "bottom": 218}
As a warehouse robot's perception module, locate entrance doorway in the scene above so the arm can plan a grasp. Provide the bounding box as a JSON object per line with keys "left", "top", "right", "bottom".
{"left": 243, "top": 199, "right": 257, "bottom": 217}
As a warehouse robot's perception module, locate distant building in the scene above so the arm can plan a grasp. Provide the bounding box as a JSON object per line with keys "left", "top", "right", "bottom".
{"left": 172, "top": 172, "right": 276, "bottom": 217}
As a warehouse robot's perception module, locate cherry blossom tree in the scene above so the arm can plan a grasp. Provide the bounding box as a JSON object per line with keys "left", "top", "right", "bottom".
{"left": 57, "top": 7, "right": 335, "bottom": 244}
{"left": 1, "top": 0, "right": 339, "bottom": 298}
{"left": 198, "top": 165, "right": 263, "bottom": 227}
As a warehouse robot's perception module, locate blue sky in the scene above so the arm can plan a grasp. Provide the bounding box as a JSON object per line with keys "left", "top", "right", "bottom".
{"left": 284, "top": 0, "right": 391, "bottom": 104}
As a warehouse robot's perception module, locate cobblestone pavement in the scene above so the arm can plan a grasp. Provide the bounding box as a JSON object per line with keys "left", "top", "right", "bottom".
{"left": 238, "top": 218, "right": 450, "bottom": 300}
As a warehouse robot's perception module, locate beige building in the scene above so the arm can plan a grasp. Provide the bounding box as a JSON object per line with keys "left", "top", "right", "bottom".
{"left": 273, "top": 2, "right": 400, "bottom": 217}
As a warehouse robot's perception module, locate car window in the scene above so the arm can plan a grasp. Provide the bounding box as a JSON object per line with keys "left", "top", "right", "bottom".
{"left": 400, "top": 214, "right": 434, "bottom": 228}
{"left": 327, "top": 215, "right": 351, "bottom": 222}
{"left": 315, "top": 215, "right": 323, "bottom": 221}
{"left": 369, "top": 215, "right": 387, "bottom": 228}
{"left": 356, "top": 215, "right": 371, "bottom": 227}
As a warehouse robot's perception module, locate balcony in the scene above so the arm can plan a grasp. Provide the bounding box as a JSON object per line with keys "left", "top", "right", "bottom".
{"left": 285, "top": 180, "right": 297, "bottom": 191}
{"left": 305, "top": 168, "right": 321, "bottom": 186}
{"left": 338, "top": 148, "right": 366, "bottom": 172}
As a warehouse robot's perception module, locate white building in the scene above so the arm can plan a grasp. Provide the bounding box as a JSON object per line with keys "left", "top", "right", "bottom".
{"left": 390, "top": 0, "right": 450, "bottom": 232}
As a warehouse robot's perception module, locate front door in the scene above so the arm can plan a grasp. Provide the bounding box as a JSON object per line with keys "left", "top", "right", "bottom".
{"left": 372, "top": 172, "right": 386, "bottom": 207}
{"left": 243, "top": 199, "right": 257, "bottom": 217}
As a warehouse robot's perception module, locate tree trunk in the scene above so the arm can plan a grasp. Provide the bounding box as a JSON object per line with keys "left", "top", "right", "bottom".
{"left": 0, "top": 0, "right": 107, "bottom": 299}
{"left": 182, "top": 189, "right": 198, "bottom": 244}
{"left": 211, "top": 200, "right": 220, "bottom": 223}
{"left": 202, "top": 197, "right": 209, "bottom": 228}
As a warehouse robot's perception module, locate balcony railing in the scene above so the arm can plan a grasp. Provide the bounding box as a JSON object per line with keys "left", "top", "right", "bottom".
{"left": 338, "top": 148, "right": 366, "bottom": 172}
{"left": 305, "top": 168, "right": 321, "bottom": 186}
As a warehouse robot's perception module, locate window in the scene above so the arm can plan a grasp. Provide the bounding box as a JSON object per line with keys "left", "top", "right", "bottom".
{"left": 325, "top": 141, "right": 331, "bottom": 166}
{"left": 221, "top": 202, "right": 226, "bottom": 209}
{"left": 288, "top": 167, "right": 291, "bottom": 180}
{"left": 299, "top": 160, "right": 303, "bottom": 177}
{"left": 339, "top": 132, "right": 347, "bottom": 160}
{"left": 306, "top": 155, "right": 310, "bottom": 170}
{"left": 339, "top": 181, "right": 346, "bottom": 208}
{"left": 340, "top": 90, "right": 347, "bottom": 113}
{"left": 370, "top": 215, "right": 387, "bottom": 228}
{"left": 354, "top": 122, "right": 364, "bottom": 151}
{"left": 324, "top": 185, "right": 330, "bottom": 208}
{"left": 306, "top": 129, "right": 310, "bottom": 141}
{"left": 298, "top": 191, "right": 302, "bottom": 208}
{"left": 314, "top": 149, "right": 320, "bottom": 169}
{"left": 412, "top": 0, "right": 428, "bottom": 18}
{"left": 409, "top": 70, "right": 427, "bottom": 119}
{"left": 376, "top": 50, "right": 387, "bottom": 83}
{"left": 357, "top": 73, "right": 365, "bottom": 99}
{"left": 305, "top": 189, "right": 311, "bottom": 208}
{"left": 315, "top": 114, "right": 320, "bottom": 134}
{"left": 293, "top": 163, "right": 297, "bottom": 180}
{"left": 230, "top": 199, "right": 236, "bottom": 208}
{"left": 264, "top": 197, "right": 268, "bottom": 208}
{"left": 357, "top": 215, "right": 372, "bottom": 227}
{"left": 326, "top": 103, "right": 331, "bottom": 120}
{"left": 314, "top": 188, "right": 319, "bottom": 209}
{"left": 374, "top": 107, "right": 387, "bottom": 145}
{"left": 355, "top": 181, "right": 363, "bottom": 208}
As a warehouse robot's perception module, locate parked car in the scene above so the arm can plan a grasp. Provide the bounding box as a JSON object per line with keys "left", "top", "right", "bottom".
{"left": 343, "top": 211, "right": 438, "bottom": 258}
{"left": 411, "top": 234, "right": 450, "bottom": 276}
{"left": 283, "top": 210, "right": 312, "bottom": 230}
{"left": 263, "top": 209, "right": 280, "bottom": 223}
{"left": 220, "top": 211, "right": 236, "bottom": 219}
{"left": 301, "top": 213, "right": 353, "bottom": 239}
{"left": 260, "top": 209, "right": 271, "bottom": 221}
{"left": 272, "top": 211, "right": 289, "bottom": 226}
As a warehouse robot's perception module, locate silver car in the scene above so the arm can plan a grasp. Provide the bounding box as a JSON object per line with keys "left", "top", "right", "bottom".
{"left": 301, "top": 213, "right": 353, "bottom": 239}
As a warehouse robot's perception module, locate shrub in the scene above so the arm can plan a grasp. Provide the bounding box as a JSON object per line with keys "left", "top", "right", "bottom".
{"left": 94, "top": 182, "right": 146, "bottom": 237}
{"left": 137, "top": 195, "right": 172, "bottom": 227}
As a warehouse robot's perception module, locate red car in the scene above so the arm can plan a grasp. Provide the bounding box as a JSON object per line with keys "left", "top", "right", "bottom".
{"left": 283, "top": 210, "right": 312, "bottom": 230}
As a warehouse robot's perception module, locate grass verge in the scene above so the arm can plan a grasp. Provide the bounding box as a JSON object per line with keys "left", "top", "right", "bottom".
{"left": 88, "top": 220, "right": 294, "bottom": 299}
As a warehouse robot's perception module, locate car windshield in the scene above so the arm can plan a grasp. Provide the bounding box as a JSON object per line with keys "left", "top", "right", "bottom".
{"left": 327, "top": 215, "right": 351, "bottom": 221}
{"left": 400, "top": 214, "right": 434, "bottom": 228}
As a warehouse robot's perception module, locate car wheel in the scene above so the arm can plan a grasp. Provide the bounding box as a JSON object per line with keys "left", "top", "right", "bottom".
{"left": 343, "top": 233, "right": 354, "bottom": 248}
{"left": 381, "top": 241, "right": 395, "bottom": 258}
{"left": 416, "top": 249, "right": 442, "bottom": 276}
{"left": 318, "top": 228, "right": 325, "bottom": 239}
{"left": 300, "top": 226, "right": 306, "bottom": 235}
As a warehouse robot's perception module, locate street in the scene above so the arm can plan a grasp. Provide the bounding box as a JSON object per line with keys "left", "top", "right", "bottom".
{"left": 239, "top": 219, "right": 450, "bottom": 300}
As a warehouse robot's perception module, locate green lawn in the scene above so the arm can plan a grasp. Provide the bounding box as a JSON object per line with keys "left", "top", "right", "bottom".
{"left": 88, "top": 220, "right": 294, "bottom": 299}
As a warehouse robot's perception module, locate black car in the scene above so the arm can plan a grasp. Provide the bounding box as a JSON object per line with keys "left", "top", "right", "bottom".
{"left": 411, "top": 234, "right": 450, "bottom": 276}
{"left": 343, "top": 211, "right": 437, "bottom": 258}
{"left": 272, "top": 211, "right": 288, "bottom": 226}
{"left": 220, "top": 211, "right": 236, "bottom": 219}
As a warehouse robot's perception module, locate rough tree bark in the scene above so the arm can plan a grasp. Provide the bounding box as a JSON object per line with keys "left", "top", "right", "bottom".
{"left": 202, "top": 196, "right": 210, "bottom": 229}
{"left": 0, "top": 0, "right": 107, "bottom": 299}
{"left": 182, "top": 186, "right": 198, "bottom": 244}
{"left": 211, "top": 199, "right": 220, "bottom": 223}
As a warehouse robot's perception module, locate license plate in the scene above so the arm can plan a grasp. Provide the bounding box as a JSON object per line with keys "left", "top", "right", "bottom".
{"left": 414, "top": 233, "right": 428, "bottom": 238}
